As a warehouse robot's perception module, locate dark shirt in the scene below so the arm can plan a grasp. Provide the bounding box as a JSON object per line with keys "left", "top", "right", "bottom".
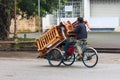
{"left": 70, "top": 22, "right": 87, "bottom": 39}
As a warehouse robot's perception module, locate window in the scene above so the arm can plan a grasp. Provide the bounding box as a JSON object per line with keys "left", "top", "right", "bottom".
{"left": 59, "top": 0, "right": 83, "bottom": 18}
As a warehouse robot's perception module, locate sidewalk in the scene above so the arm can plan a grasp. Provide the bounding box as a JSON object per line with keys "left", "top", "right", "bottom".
{"left": 10, "top": 32, "right": 120, "bottom": 48}
{"left": 9, "top": 32, "right": 42, "bottom": 39}
{"left": 87, "top": 32, "right": 120, "bottom": 48}
{"left": 8, "top": 32, "right": 120, "bottom": 53}
{"left": 0, "top": 51, "right": 38, "bottom": 59}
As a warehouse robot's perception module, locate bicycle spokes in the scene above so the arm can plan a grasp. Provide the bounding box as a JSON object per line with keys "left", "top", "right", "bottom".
{"left": 82, "top": 47, "right": 98, "bottom": 68}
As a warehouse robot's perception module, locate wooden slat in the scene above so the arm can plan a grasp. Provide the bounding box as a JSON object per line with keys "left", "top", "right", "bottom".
{"left": 36, "top": 25, "right": 64, "bottom": 57}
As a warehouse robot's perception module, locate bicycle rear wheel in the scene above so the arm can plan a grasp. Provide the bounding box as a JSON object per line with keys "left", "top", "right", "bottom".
{"left": 62, "top": 53, "right": 75, "bottom": 66}
{"left": 47, "top": 48, "right": 63, "bottom": 67}
{"left": 82, "top": 47, "right": 98, "bottom": 68}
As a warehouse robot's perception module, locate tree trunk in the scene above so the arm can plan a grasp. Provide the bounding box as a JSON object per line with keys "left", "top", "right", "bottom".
{"left": 0, "top": 0, "right": 11, "bottom": 40}
{"left": 40, "top": 17, "right": 42, "bottom": 32}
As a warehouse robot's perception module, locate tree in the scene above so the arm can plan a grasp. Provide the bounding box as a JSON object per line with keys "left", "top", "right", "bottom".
{"left": 0, "top": 0, "right": 67, "bottom": 40}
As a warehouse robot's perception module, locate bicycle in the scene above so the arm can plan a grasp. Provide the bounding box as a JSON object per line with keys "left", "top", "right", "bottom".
{"left": 47, "top": 37, "right": 98, "bottom": 68}
{"left": 47, "top": 27, "right": 98, "bottom": 68}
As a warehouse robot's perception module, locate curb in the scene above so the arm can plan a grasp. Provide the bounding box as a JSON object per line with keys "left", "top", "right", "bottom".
{"left": 1, "top": 47, "right": 120, "bottom": 53}
{"left": 95, "top": 48, "right": 120, "bottom": 53}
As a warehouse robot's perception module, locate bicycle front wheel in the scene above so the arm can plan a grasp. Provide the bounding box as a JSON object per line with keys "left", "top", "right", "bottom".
{"left": 62, "top": 53, "right": 75, "bottom": 66}
{"left": 82, "top": 47, "right": 98, "bottom": 68}
{"left": 47, "top": 48, "right": 63, "bottom": 67}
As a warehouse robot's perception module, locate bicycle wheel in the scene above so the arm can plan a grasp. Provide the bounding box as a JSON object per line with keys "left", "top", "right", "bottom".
{"left": 62, "top": 53, "right": 75, "bottom": 66}
{"left": 47, "top": 48, "right": 63, "bottom": 67}
{"left": 82, "top": 47, "right": 98, "bottom": 68}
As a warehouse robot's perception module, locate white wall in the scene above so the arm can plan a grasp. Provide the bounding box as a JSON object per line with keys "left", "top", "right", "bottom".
{"left": 84, "top": 0, "right": 90, "bottom": 19}
{"left": 90, "top": 0, "right": 120, "bottom": 17}
{"left": 42, "top": 14, "right": 55, "bottom": 32}
{"left": 90, "top": 0, "right": 120, "bottom": 28}
{"left": 89, "top": 17, "right": 119, "bottom": 28}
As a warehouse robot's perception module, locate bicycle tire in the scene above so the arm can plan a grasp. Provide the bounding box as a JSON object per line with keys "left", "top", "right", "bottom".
{"left": 47, "top": 48, "right": 63, "bottom": 67}
{"left": 82, "top": 47, "right": 98, "bottom": 68}
{"left": 62, "top": 53, "right": 75, "bottom": 66}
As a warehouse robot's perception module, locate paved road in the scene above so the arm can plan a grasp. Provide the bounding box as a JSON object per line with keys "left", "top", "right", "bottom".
{"left": 0, "top": 58, "right": 120, "bottom": 80}
{"left": 0, "top": 52, "right": 120, "bottom": 80}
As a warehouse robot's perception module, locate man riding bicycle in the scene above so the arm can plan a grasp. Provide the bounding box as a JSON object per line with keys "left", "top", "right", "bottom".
{"left": 69, "top": 17, "right": 89, "bottom": 60}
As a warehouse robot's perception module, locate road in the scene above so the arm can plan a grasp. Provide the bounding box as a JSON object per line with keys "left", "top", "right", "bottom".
{"left": 3, "top": 31, "right": 120, "bottom": 80}
{"left": 0, "top": 52, "right": 120, "bottom": 80}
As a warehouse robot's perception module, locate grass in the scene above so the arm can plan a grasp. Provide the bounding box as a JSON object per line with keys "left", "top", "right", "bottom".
{"left": 17, "top": 38, "right": 35, "bottom": 41}
{"left": 7, "top": 38, "right": 36, "bottom": 41}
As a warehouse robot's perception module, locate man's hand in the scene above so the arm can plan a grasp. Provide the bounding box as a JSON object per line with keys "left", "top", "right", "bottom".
{"left": 68, "top": 31, "right": 77, "bottom": 37}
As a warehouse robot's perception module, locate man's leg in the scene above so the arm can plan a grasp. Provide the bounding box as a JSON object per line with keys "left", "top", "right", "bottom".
{"left": 75, "top": 40, "right": 83, "bottom": 60}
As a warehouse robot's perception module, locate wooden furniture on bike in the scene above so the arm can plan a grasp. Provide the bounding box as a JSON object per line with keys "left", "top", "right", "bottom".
{"left": 36, "top": 20, "right": 80, "bottom": 57}
{"left": 36, "top": 25, "right": 65, "bottom": 57}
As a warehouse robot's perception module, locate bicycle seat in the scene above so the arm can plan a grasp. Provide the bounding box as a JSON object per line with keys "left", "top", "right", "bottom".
{"left": 81, "top": 39, "right": 87, "bottom": 45}
{"left": 81, "top": 39, "right": 86, "bottom": 42}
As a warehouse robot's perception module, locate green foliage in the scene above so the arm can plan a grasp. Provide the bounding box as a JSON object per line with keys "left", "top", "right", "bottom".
{"left": 17, "top": 0, "right": 67, "bottom": 18}
{"left": 0, "top": 0, "right": 67, "bottom": 40}
{"left": 0, "top": 0, "right": 67, "bottom": 18}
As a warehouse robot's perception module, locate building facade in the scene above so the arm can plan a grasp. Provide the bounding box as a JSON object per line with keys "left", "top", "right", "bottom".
{"left": 58, "top": 0, "right": 120, "bottom": 31}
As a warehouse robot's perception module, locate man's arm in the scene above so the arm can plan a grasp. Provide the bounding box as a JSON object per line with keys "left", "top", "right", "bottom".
{"left": 67, "top": 25, "right": 79, "bottom": 37}
{"left": 84, "top": 20, "right": 91, "bottom": 31}
{"left": 69, "top": 25, "right": 79, "bottom": 33}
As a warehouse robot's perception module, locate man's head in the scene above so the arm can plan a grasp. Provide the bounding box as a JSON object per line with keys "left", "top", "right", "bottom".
{"left": 77, "top": 17, "right": 83, "bottom": 23}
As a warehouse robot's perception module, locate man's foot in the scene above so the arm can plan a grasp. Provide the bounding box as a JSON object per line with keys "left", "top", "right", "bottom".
{"left": 77, "top": 54, "right": 82, "bottom": 60}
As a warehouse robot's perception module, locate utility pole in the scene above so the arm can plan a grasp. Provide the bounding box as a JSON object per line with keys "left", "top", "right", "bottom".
{"left": 58, "top": 0, "right": 61, "bottom": 23}
{"left": 38, "top": 0, "right": 41, "bottom": 33}
{"left": 14, "top": 0, "right": 17, "bottom": 41}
